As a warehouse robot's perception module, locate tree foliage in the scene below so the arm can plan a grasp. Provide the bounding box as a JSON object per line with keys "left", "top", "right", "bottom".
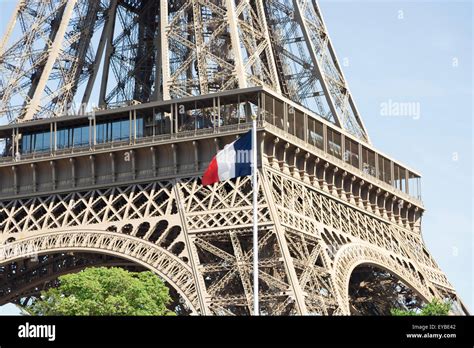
{"left": 25, "top": 267, "right": 175, "bottom": 316}
{"left": 391, "top": 299, "right": 451, "bottom": 316}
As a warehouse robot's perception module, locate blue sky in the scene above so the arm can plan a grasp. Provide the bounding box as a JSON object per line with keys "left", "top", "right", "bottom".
{"left": 319, "top": 0, "right": 473, "bottom": 310}
{"left": 0, "top": 0, "right": 472, "bottom": 314}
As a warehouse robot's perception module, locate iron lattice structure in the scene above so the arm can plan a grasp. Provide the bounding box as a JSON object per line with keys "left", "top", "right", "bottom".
{"left": 0, "top": 0, "right": 368, "bottom": 141}
{"left": 0, "top": 0, "right": 467, "bottom": 315}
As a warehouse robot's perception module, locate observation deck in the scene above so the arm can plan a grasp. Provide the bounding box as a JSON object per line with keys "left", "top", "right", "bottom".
{"left": 0, "top": 87, "right": 423, "bottom": 231}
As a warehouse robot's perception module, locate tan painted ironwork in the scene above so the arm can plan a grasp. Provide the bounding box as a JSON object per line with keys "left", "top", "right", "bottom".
{"left": 0, "top": 168, "right": 466, "bottom": 315}
{"left": 0, "top": 0, "right": 467, "bottom": 316}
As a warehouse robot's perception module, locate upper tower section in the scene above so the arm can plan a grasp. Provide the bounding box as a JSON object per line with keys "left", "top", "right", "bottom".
{"left": 0, "top": 0, "right": 369, "bottom": 142}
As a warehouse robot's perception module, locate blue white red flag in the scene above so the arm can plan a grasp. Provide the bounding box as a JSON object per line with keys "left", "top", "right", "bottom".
{"left": 202, "top": 130, "right": 252, "bottom": 186}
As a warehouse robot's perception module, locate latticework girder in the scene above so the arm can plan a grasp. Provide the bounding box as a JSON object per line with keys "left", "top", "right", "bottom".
{"left": 0, "top": 0, "right": 369, "bottom": 141}
{"left": 0, "top": 170, "right": 466, "bottom": 315}
{"left": 0, "top": 0, "right": 466, "bottom": 316}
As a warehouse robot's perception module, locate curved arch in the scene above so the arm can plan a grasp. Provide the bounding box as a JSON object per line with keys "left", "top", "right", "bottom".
{"left": 0, "top": 230, "right": 200, "bottom": 314}
{"left": 332, "top": 243, "right": 434, "bottom": 315}
{"left": 0, "top": 253, "right": 140, "bottom": 305}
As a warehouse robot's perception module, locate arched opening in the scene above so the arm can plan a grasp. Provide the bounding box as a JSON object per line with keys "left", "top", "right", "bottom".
{"left": 0, "top": 230, "right": 199, "bottom": 313}
{"left": 348, "top": 264, "right": 426, "bottom": 315}
{"left": 0, "top": 251, "right": 192, "bottom": 316}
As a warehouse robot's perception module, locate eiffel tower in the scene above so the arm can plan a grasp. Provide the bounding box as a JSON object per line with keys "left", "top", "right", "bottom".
{"left": 0, "top": 0, "right": 467, "bottom": 315}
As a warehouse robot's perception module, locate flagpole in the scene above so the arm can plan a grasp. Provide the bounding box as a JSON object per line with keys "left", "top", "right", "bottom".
{"left": 251, "top": 114, "right": 259, "bottom": 316}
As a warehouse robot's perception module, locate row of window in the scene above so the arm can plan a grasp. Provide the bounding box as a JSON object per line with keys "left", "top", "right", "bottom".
{"left": 21, "top": 117, "right": 144, "bottom": 154}
{"left": 18, "top": 107, "right": 251, "bottom": 154}
{"left": 13, "top": 95, "right": 420, "bottom": 197}
{"left": 262, "top": 93, "right": 419, "bottom": 195}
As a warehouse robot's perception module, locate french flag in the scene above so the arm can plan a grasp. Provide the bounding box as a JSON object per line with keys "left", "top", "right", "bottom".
{"left": 202, "top": 130, "right": 253, "bottom": 186}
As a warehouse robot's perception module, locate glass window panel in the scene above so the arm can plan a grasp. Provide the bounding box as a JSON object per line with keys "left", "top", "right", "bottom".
{"left": 43, "top": 131, "right": 50, "bottom": 150}
{"left": 34, "top": 133, "right": 46, "bottom": 152}
{"left": 327, "top": 129, "right": 342, "bottom": 158}
{"left": 384, "top": 158, "right": 392, "bottom": 184}
{"left": 314, "top": 120, "right": 324, "bottom": 150}
{"left": 106, "top": 122, "right": 112, "bottom": 142}
{"left": 288, "top": 107, "right": 295, "bottom": 135}
{"left": 96, "top": 123, "right": 105, "bottom": 143}
{"left": 121, "top": 119, "right": 130, "bottom": 140}
{"left": 399, "top": 167, "right": 407, "bottom": 193}
{"left": 68, "top": 128, "right": 72, "bottom": 147}
{"left": 378, "top": 156, "right": 384, "bottom": 180}
{"left": 73, "top": 127, "right": 82, "bottom": 146}
{"left": 32, "top": 134, "right": 37, "bottom": 152}
{"left": 81, "top": 126, "right": 89, "bottom": 145}
{"left": 378, "top": 157, "right": 392, "bottom": 184}
{"left": 21, "top": 135, "right": 25, "bottom": 154}
{"left": 309, "top": 130, "right": 324, "bottom": 149}
{"left": 22, "top": 135, "right": 29, "bottom": 154}
{"left": 223, "top": 103, "right": 239, "bottom": 126}
{"left": 154, "top": 112, "right": 170, "bottom": 135}
{"left": 136, "top": 117, "right": 144, "bottom": 138}
{"left": 344, "top": 138, "right": 359, "bottom": 168}
{"left": 195, "top": 114, "right": 204, "bottom": 130}
{"left": 274, "top": 99, "right": 284, "bottom": 130}
{"left": 308, "top": 117, "right": 324, "bottom": 150}
{"left": 58, "top": 128, "right": 70, "bottom": 149}
{"left": 362, "top": 147, "right": 376, "bottom": 176}
{"left": 57, "top": 129, "right": 64, "bottom": 149}
{"left": 112, "top": 120, "right": 121, "bottom": 140}
{"left": 178, "top": 110, "right": 195, "bottom": 131}
{"left": 39, "top": 133, "right": 44, "bottom": 151}
{"left": 295, "top": 110, "right": 304, "bottom": 140}
{"left": 155, "top": 112, "right": 162, "bottom": 133}
{"left": 264, "top": 93, "right": 274, "bottom": 124}
{"left": 393, "top": 164, "right": 401, "bottom": 190}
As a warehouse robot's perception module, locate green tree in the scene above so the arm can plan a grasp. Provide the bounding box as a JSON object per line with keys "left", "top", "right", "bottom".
{"left": 25, "top": 267, "right": 175, "bottom": 316}
{"left": 391, "top": 299, "right": 451, "bottom": 316}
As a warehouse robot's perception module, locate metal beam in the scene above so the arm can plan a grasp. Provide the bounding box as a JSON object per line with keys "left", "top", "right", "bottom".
{"left": 292, "top": 0, "right": 342, "bottom": 128}
{"left": 22, "top": 0, "right": 79, "bottom": 121}
{"left": 83, "top": 0, "right": 119, "bottom": 105}
{"left": 192, "top": 0, "right": 208, "bottom": 95}
{"left": 312, "top": 0, "right": 370, "bottom": 142}
{"left": 160, "top": 0, "right": 170, "bottom": 100}
{"left": 99, "top": 0, "right": 119, "bottom": 107}
{"left": 0, "top": 0, "right": 23, "bottom": 56}
{"left": 226, "top": 0, "right": 247, "bottom": 89}
{"left": 256, "top": 0, "right": 282, "bottom": 93}
{"left": 153, "top": 13, "right": 163, "bottom": 101}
